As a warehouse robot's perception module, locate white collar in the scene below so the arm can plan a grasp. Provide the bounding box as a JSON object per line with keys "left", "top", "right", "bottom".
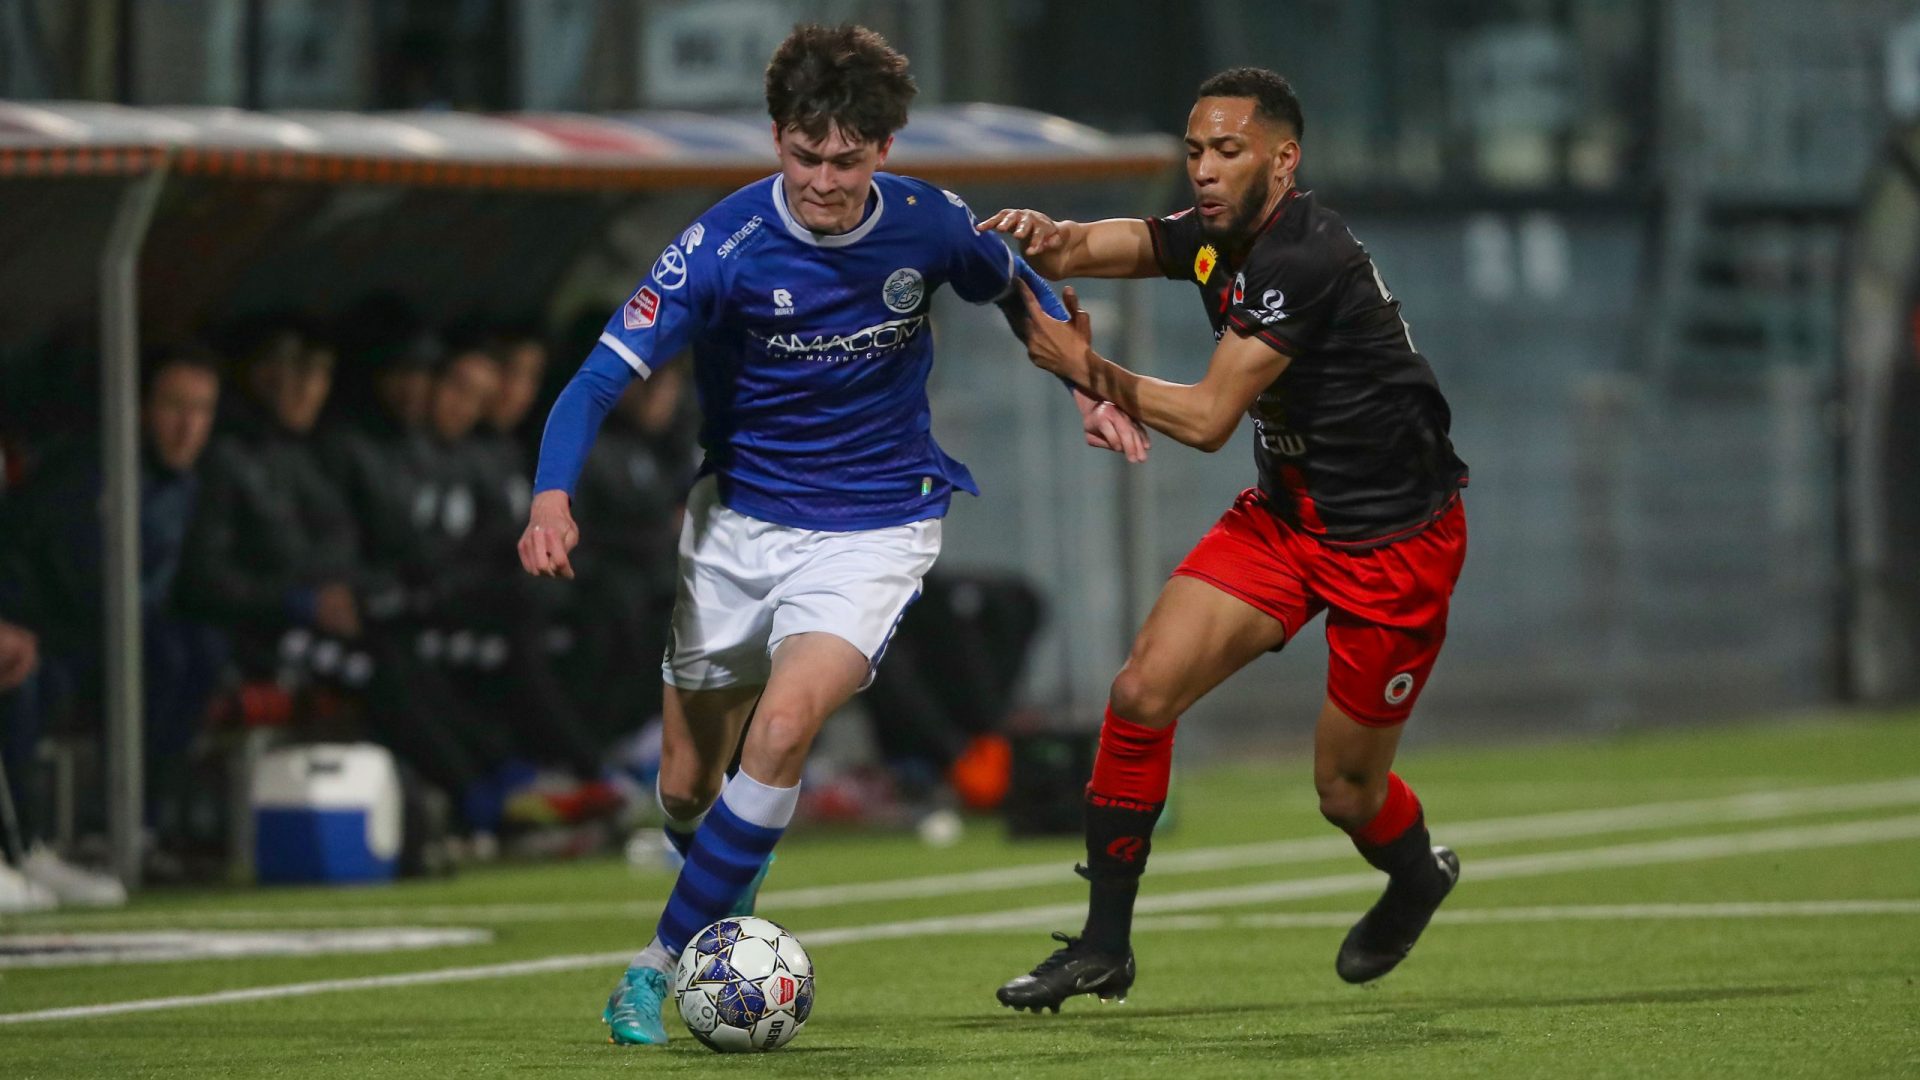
{"left": 770, "top": 175, "right": 885, "bottom": 247}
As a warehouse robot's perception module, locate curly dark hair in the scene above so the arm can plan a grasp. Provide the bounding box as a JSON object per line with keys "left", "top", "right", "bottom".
{"left": 1196, "top": 67, "right": 1304, "bottom": 139}
{"left": 765, "top": 23, "right": 917, "bottom": 145}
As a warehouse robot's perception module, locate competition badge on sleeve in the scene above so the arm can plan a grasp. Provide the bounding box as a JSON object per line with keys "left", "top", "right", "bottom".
{"left": 1194, "top": 244, "right": 1218, "bottom": 284}
{"left": 624, "top": 286, "right": 660, "bottom": 330}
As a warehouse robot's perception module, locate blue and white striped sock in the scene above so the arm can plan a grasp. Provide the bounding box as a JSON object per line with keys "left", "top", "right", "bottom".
{"left": 654, "top": 770, "right": 798, "bottom": 959}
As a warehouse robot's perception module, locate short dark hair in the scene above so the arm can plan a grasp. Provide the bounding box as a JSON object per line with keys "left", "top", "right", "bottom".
{"left": 481, "top": 320, "right": 545, "bottom": 355}
{"left": 1196, "top": 67, "right": 1304, "bottom": 139}
{"left": 141, "top": 344, "right": 222, "bottom": 398}
{"left": 224, "top": 319, "right": 306, "bottom": 372}
{"left": 765, "top": 23, "right": 916, "bottom": 145}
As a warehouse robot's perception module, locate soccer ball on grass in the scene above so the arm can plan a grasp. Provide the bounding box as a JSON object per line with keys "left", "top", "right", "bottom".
{"left": 674, "top": 916, "right": 813, "bottom": 1052}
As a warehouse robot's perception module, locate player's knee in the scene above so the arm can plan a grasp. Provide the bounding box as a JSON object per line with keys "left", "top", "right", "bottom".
{"left": 1316, "top": 772, "right": 1384, "bottom": 831}
{"left": 658, "top": 776, "right": 722, "bottom": 821}
{"left": 744, "top": 705, "right": 822, "bottom": 781}
{"left": 1107, "top": 666, "right": 1178, "bottom": 729}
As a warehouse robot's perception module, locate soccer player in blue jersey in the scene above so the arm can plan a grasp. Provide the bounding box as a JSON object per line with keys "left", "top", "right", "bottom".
{"left": 518, "top": 24, "right": 1150, "bottom": 1046}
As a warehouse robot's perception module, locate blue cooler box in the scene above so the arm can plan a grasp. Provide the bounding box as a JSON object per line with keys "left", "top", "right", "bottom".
{"left": 253, "top": 743, "right": 403, "bottom": 884}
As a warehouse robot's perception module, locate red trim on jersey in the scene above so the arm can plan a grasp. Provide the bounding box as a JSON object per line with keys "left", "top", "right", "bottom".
{"left": 1351, "top": 772, "right": 1421, "bottom": 847}
{"left": 1314, "top": 491, "right": 1464, "bottom": 550}
{"left": 1144, "top": 215, "right": 1167, "bottom": 272}
{"left": 1226, "top": 311, "right": 1298, "bottom": 357}
{"left": 1275, "top": 463, "right": 1326, "bottom": 533}
{"left": 1089, "top": 706, "right": 1177, "bottom": 805}
{"left": 1252, "top": 187, "right": 1303, "bottom": 237}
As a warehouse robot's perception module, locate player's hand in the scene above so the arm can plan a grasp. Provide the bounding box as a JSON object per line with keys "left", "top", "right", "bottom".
{"left": 1016, "top": 280, "right": 1092, "bottom": 382}
{"left": 519, "top": 489, "right": 580, "bottom": 580}
{"left": 977, "top": 208, "right": 1067, "bottom": 256}
{"left": 1059, "top": 283, "right": 1093, "bottom": 345}
{"left": 0, "top": 619, "right": 40, "bottom": 692}
{"left": 1075, "top": 389, "right": 1151, "bottom": 463}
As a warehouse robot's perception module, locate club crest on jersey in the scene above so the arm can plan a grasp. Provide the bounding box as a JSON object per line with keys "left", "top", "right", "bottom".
{"left": 624, "top": 286, "right": 660, "bottom": 330}
{"left": 883, "top": 268, "right": 925, "bottom": 314}
{"left": 1232, "top": 272, "right": 1246, "bottom": 306}
{"left": 1194, "top": 244, "right": 1218, "bottom": 284}
{"left": 1385, "top": 672, "right": 1415, "bottom": 706}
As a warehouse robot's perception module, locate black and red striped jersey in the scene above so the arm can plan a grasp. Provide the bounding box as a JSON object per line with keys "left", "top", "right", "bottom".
{"left": 1145, "top": 189, "right": 1468, "bottom": 547}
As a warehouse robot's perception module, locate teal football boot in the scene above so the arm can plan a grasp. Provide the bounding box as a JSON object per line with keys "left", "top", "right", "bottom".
{"left": 602, "top": 965, "right": 671, "bottom": 1046}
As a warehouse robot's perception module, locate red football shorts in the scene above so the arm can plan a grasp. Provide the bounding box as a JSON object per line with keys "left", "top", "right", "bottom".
{"left": 1172, "top": 489, "right": 1467, "bottom": 727}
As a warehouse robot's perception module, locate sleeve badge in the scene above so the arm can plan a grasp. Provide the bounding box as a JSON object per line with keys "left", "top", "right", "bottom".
{"left": 1194, "top": 244, "right": 1218, "bottom": 284}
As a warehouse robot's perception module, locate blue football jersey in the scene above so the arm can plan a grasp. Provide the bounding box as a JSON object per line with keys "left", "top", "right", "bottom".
{"left": 578, "top": 172, "right": 1029, "bottom": 532}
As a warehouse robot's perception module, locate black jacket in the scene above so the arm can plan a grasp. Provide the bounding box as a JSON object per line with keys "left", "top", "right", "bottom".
{"left": 177, "top": 397, "right": 361, "bottom": 636}
{"left": 570, "top": 417, "right": 694, "bottom": 595}
{"left": 0, "top": 444, "right": 200, "bottom": 656}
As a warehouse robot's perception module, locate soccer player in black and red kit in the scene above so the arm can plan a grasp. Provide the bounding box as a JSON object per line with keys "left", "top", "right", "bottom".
{"left": 979, "top": 67, "right": 1469, "bottom": 1010}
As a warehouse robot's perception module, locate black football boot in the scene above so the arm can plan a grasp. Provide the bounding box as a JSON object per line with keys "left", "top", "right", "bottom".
{"left": 996, "top": 932, "right": 1136, "bottom": 1012}
{"left": 1336, "top": 845, "right": 1460, "bottom": 984}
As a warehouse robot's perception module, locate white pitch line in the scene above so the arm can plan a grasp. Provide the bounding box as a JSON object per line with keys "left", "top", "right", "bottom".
{"left": 0, "top": 950, "right": 636, "bottom": 1025}
{"left": 25, "top": 777, "right": 1920, "bottom": 931}
{"left": 3, "top": 812, "right": 1916, "bottom": 1026}
{"left": 0, "top": 928, "right": 494, "bottom": 969}
{"left": 1127, "top": 899, "right": 1920, "bottom": 932}
{"left": 784, "top": 813, "right": 1920, "bottom": 942}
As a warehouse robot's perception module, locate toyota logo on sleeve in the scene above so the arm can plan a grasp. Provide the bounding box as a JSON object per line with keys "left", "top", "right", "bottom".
{"left": 651, "top": 244, "right": 688, "bottom": 291}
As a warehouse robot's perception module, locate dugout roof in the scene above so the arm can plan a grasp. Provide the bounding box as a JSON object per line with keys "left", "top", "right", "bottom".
{"left": 0, "top": 102, "right": 1177, "bottom": 344}
{"left": 0, "top": 102, "right": 1173, "bottom": 188}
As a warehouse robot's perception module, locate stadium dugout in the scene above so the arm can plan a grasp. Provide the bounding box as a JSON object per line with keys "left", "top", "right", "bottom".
{"left": 0, "top": 101, "right": 1177, "bottom": 885}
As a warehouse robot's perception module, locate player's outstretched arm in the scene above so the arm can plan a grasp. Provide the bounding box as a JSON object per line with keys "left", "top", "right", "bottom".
{"left": 976, "top": 211, "right": 1157, "bottom": 280}
{"left": 1017, "top": 281, "right": 1288, "bottom": 452}
{"left": 994, "top": 266, "right": 1152, "bottom": 463}
{"left": 522, "top": 350, "right": 636, "bottom": 578}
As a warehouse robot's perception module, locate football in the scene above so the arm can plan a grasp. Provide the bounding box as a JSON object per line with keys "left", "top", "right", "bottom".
{"left": 673, "top": 916, "right": 814, "bottom": 1052}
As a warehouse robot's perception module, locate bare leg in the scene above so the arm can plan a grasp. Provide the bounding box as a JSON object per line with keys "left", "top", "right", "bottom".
{"left": 1315, "top": 697, "right": 1458, "bottom": 984}
{"left": 999, "top": 576, "right": 1292, "bottom": 1011}
{"left": 1311, "top": 696, "right": 1405, "bottom": 830}
{"left": 1107, "top": 576, "right": 1290, "bottom": 726}
{"left": 656, "top": 681, "right": 761, "bottom": 822}
{"left": 737, "top": 632, "right": 872, "bottom": 787}
{"left": 1091, "top": 576, "right": 1291, "bottom": 935}
{"left": 643, "top": 632, "right": 869, "bottom": 964}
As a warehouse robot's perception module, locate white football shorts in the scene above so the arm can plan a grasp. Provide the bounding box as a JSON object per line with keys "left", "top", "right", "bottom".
{"left": 660, "top": 475, "right": 942, "bottom": 690}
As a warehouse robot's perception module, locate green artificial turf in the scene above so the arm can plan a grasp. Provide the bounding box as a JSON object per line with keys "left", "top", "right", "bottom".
{"left": 2, "top": 711, "right": 1916, "bottom": 1078}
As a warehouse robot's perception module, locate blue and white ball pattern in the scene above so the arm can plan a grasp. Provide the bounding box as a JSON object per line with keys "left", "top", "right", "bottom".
{"left": 674, "top": 916, "right": 813, "bottom": 1052}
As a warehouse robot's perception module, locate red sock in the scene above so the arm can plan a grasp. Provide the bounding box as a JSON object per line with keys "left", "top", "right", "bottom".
{"left": 1350, "top": 772, "right": 1421, "bottom": 848}
{"left": 1089, "top": 705, "right": 1176, "bottom": 803}
{"left": 1081, "top": 705, "right": 1176, "bottom": 956}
